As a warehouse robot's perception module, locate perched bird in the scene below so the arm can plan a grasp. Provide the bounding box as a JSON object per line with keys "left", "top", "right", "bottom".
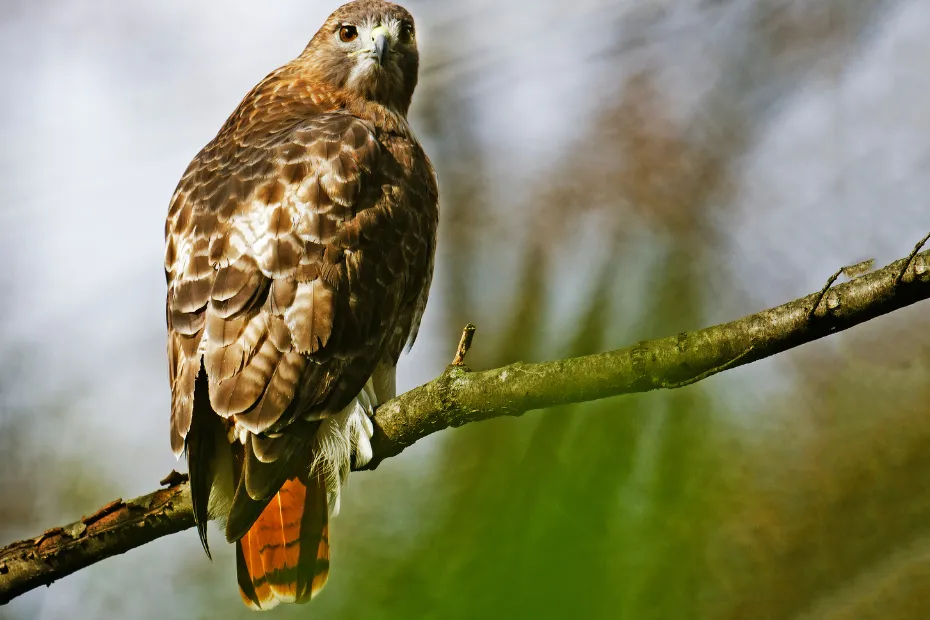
{"left": 163, "top": 0, "right": 438, "bottom": 610}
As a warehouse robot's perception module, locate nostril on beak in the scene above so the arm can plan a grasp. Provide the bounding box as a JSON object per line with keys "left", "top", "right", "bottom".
{"left": 370, "top": 26, "right": 389, "bottom": 66}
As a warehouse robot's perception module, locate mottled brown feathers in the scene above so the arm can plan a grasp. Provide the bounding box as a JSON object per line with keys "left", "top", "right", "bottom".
{"left": 165, "top": 0, "right": 437, "bottom": 609}
{"left": 166, "top": 67, "right": 436, "bottom": 448}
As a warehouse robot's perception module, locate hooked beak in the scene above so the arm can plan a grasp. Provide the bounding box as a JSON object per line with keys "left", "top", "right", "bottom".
{"left": 370, "top": 25, "right": 389, "bottom": 66}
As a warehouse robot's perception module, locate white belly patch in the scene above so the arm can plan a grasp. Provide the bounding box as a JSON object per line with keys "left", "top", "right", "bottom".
{"left": 309, "top": 377, "right": 378, "bottom": 516}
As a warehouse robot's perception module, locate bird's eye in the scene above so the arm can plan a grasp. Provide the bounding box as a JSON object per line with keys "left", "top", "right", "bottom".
{"left": 400, "top": 23, "right": 415, "bottom": 43}
{"left": 338, "top": 25, "right": 358, "bottom": 43}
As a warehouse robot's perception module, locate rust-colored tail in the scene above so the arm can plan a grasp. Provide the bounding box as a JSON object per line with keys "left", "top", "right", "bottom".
{"left": 236, "top": 475, "right": 330, "bottom": 610}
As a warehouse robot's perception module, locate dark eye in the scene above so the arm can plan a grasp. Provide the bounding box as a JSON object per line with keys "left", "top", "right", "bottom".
{"left": 338, "top": 25, "right": 358, "bottom": 43}
{"left": 400, "top": 22, "right": 414, "bottom": 43}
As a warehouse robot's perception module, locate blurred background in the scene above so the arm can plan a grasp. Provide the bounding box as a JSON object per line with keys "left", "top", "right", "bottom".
{"left": 2, "top": 0, "right": 930, "bottom": 618}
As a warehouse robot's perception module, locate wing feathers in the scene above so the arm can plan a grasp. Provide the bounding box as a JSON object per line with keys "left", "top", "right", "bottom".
{"left": 211, "top": 332, "right": 280, "bottom": 417}
{"left": 168, "top": 303, "right": 206, "bottom": 337}
{"left": 205, "top": 312, "right": 268, "bottom": 383}
{"left": 167, "top": 114, "right": 386, "bottom": 452}
{"left": 234, "top": 350, "right": 306, "bottom": 434}
{"left": 212, "top": 262, "right": 266, "bottom": 313}
{"left": 172, "top": 276, "right": 212, "bottom": 314}
{"left": 186, "top": 367, "right": 222, "bottom": 557}
{"left": 165, "top": 104, "right": 437, "bottom": 611}
{"left": 286, "top": 281, "right": 334, "bottom": 354}
{"left": 169, "top": 332, "right": 201, "bottom": 457}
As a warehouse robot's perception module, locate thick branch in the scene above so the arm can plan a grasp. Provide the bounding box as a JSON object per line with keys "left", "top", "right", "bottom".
{"left": 2, "top": 247, "right": 929, "bottom": 604}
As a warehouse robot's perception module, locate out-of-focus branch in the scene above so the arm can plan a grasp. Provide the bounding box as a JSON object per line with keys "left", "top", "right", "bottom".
{"left": 0, "top": 479, "right": 193, "bottom": 605}
{"left": 2, "top": 245, "right": 929, "bottom": 605}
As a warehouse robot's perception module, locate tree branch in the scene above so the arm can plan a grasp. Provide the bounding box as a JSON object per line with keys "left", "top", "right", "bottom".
{"left": 0, "top": 482, "right": 193, "bottom": 605}
{"left": 2, "top": 245, "right": 929, "bottom": 605}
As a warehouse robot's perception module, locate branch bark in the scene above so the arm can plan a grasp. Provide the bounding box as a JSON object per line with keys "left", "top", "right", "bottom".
{"left": 2, "top": 246, "right": 929, "bottom": 605}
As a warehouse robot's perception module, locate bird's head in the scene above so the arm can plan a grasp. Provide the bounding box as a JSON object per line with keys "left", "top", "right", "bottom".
{"left": 301, "top": 1, "right": 420, "bottom": 115}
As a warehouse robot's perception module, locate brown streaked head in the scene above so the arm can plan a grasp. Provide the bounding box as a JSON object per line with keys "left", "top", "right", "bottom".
{"left": 300, "top": 1, "right": 420, "bottom": 115}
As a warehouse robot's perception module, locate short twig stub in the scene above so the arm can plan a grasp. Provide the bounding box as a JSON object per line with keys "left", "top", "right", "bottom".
{"left": 895, "top": 231, "right": 930, "bottom": 286}
{"left": 451, "top": 323, "right": 477, "bottom": 366}
{"left": 809, "top": 268, "right": 844, "bottom": 320}
{"left": 159, "top": 470, "right": 189, "bottom": 487}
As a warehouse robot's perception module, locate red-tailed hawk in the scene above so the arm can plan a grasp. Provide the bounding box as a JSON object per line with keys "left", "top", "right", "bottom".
{"left": 164, "top": 1, "right": 438, "bottom": 610}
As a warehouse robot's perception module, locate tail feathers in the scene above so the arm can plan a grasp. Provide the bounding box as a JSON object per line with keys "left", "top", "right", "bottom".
{"left": 236, "top": 475, "right": 330, "bottom": 610}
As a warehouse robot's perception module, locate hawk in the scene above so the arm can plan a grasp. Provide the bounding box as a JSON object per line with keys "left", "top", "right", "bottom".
{"left": 164, "top": 1, "right": 438, "bottom": 610}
